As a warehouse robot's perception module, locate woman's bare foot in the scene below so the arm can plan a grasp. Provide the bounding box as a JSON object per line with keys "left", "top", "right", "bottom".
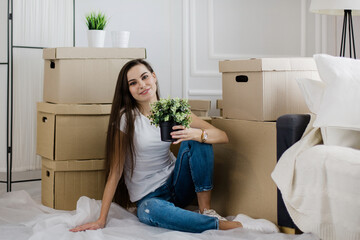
{"left": 219, "top": 220, "right": 243, "bottom": 230}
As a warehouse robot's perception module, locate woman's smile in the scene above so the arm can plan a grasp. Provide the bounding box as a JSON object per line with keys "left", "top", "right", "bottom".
{"left": 140, "top": 88, "right": 150, "bottom": 95}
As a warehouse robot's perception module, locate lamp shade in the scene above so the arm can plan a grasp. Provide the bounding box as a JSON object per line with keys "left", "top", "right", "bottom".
{"left": 310, "top": 0, "right": 360, "bottom": 15}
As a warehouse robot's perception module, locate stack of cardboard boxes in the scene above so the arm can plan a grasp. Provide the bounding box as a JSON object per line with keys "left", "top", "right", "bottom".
{"left": 188, "top": 100, "right": 211, "bottom": 118}
{"left": 211, "top": 58, "right": 319, "bottom": 227}
{"left": 36, "top": 47, "right": 146, "bottom": 210}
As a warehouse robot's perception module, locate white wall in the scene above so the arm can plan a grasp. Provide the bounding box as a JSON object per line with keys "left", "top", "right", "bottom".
{"left": 74, "top": 0, "right": 340, "bottom": 116}
{"left": 1, "top": 0, "right": 358, "bottom": 171}
{"left": 75, "top": 0, "right": 184, "bottom": 100}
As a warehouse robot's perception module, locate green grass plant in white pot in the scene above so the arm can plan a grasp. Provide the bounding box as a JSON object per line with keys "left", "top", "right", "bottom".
{"left": 85, "top": 11, "right": 108, "bottom": 47}
{"left": 148, "top": 97, "right": 192, "bottom": 142}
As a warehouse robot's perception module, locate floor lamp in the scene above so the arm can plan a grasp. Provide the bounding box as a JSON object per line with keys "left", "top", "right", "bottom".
{"left": 310, "top": 0, "right": 360, "bottom": 59}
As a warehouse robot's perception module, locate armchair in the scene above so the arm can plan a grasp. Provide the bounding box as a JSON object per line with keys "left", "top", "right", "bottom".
{"left": 274, "top": 113, "right": 360, "bottom": 240}
{"left": 276, "top": 114, "right": 310, "bottom": 232}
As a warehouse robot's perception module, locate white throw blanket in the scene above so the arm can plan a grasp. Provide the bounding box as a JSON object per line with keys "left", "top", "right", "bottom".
{"left": 272, "top": 116, "right": 360, "bottom": 240}
{"left": 0, "top": 190, "right": 318, "bottom": 240}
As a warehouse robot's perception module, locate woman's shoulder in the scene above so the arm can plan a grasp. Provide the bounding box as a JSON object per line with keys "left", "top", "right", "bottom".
{"left": 119, "top": 108, "right": 141, "bottom": 132}
{"left": 120, "top": 108, "right": 140, "bottom": 119}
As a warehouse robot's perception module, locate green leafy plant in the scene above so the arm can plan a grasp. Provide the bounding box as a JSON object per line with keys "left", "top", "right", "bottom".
{"left": 148, "top": 97, "right": 192, "bottom": 128}
{"left": 85, "top": 11, "right": 108, "bottom": 30}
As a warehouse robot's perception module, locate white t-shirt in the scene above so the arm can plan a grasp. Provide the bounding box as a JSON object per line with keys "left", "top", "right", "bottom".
{"left": 119, "top": 110, "right": 176, "bottom": 202}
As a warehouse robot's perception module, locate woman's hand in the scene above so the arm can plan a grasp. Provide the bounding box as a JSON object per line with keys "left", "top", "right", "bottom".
{"left": 171, "top": 125, "right": 202, "bottom": 144}
{"left": 69, "top": 219, "right": 105, "bottom": 232}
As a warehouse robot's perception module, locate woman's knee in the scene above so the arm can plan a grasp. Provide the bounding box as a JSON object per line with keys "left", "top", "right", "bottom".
{"left": 180, "top": 140, "right": 213, "bottom": 153}
{"left": 137, "top": 198, "right": 174, "bottom": 226}
{"left": 137, "top": 199, "right": 157, "bottom": 226}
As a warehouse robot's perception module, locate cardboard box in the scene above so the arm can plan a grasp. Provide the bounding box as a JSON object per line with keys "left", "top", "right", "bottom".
{"left": 216, "top": 99, "right": 223, "bottom": 116}
{"left": 211, "top": 118, "right": 277, "bottom": 224}
{"left": 188, "top": 100, "right": 211, "bottom": 117}
{"left": 41, "top": 158, "right": 106, "bottom": 210}
{"left": 43, "top": 47, "right": 146, "bottom": 104}
{"left": 36, "top": 102, "right": 111, "bottom": 160}
{"left": 219, "top": 58, "right": 320, "bottom": 121}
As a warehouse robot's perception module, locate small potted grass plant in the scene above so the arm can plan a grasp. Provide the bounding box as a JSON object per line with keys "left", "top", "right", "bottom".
{"left": 148, "top": 97, "right": 192, "bottom": 142}
{"left": 85, "top": 11, "right": 108, "bottom": 47}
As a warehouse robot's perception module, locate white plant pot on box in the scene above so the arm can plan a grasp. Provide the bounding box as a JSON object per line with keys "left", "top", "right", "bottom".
{"left": 87, "top": 30, "right": 106, "bottom": 47}
{"left": 111, "top": 31, "right": 130, "bottom": 48}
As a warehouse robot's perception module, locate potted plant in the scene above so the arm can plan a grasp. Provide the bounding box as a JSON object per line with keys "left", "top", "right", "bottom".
{"left": 85, "top": 11, "right": 108, "bottom": 47}
{"left": 148, "top": 97, "right": 192, "bottom": 142}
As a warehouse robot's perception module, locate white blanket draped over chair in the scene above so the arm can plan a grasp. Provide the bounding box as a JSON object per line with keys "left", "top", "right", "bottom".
{"left": 272, "top": 116, "right": 360, "bottom": 240}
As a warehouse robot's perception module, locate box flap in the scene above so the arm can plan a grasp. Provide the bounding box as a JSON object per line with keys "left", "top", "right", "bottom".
{"left": 188, "top": 100, "right": 211, "bottom": 111}
{"left": 42, "top": 47, "right": 146, "bottom": 59}
{"left": 219, "top": 58, "right": 317, "bottom": 72}
{"left": 219, "top": 59, "right": 263, "bottom": 72}
{"left": 42, "top": 158, "right": 106, "bottom": 171}
{"left": 216, "top": 99, "right": 223, "bottom": 109}
{"left": 36, "top": 112, "right": 56, "bottom": 160}
{"left": 43, "top": 48, "right": 56, "bottom": 59}
{"left": 37, "top": 102, "right": 111, "bottom": 115}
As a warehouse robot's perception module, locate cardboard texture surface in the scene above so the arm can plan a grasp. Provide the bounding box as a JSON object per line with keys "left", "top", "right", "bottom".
{"left": 216, "top": 99, "right": 223, "bottom": 116}
{"left": 219, "top": 58, "right": 318, "bottom": 72}
{"left": 188, "top": 100, "right": 211, "bottom": 117}
{"left": 37, "top": 102, "right": 112, "bottom": 114}
{"left": 43, "top": 47, "right": 146, "bottom": 104}
{"left": 41, "top": 158, "right": 106, "bottom": 211}
{"left": 43, "top": 47, "right": 146, "bottom": 59}
{"left": 191, "top": 110, "right": 209, "bottom": 117}
{"left": 211, "top": 118, "right": 277, "bottom": 224}
{"left": 219, "top": 58, "right": 320, "bottom": 121}
{"left": 36, "top": 102, "right": 110, "bottom": 160}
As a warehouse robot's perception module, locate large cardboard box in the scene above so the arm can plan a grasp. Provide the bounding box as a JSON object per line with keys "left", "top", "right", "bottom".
{"left": 219, "top": 58, "right": 319, "bottom": 121}
{"left": 36, "top": 102, "right": 111, "bottom": 160}
{"left": 211, "top": 118, "right": 277, "bottom": 224}
{"left": 188, "top": 99, "right": 211, "bottom": 117}
{"left": 43, "top": 47, "right": 146, "bottom": 104}
{"left": 41, "top": 158, "right": 106, "bottom": 210}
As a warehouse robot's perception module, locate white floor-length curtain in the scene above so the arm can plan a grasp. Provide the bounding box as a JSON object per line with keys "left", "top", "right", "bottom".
{"left": 0, "top": 64, "right": 7, "bottom": 173}
{"left": 12, "top": 48, "right": 44, "bottom": 171}
{"left": 0, "top": 0, "right": 73, "bottom": 172}
{"left": 13, "top": 0, "right": 73, "bottom": 47}
{"left": 0, "top": 0, "right": 9, "bottom": 172}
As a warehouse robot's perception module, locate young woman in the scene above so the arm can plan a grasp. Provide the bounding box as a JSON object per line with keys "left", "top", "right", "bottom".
{"left": 69, "top": 59, "right": 276, "bottom": 233}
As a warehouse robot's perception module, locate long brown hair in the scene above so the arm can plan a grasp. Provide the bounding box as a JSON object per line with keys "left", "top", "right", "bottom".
{"left": 106, "top": 59, "right": 160, "bottom": 208}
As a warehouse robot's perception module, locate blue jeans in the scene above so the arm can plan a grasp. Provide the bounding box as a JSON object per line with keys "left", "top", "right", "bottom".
{"left": 136, "top": 140, "right": 218, "bottom": 233}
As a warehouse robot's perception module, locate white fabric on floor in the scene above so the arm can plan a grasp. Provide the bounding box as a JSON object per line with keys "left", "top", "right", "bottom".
{"left": 0, "top": 190, "right": 318, "bottom": 240}
{"left": 272, "top": 116, "right": 360, "bottom": 240}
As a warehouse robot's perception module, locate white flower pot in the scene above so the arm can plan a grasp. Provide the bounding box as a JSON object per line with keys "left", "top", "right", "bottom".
{"left": 87, "top": 30, "right": 106, "bottom": 47}
{"left": 111, "top": 31, "right": 130, "bottom": 48}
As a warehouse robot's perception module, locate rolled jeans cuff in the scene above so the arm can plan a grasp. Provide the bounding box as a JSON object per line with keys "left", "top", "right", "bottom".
{"left": 195, "top": 185, "right": 213, "bottom": 193}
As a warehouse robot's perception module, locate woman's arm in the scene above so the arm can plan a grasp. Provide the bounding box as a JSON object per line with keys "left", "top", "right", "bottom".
{"left": 171, "top": 112, "right": 229, "bottom": 144}
{"left": 69, "top": 130, "right": 125, "bottom": 232}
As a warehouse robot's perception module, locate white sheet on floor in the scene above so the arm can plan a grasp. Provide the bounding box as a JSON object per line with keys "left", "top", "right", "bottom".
{"left": 0, "top": 190, "right": 318, "bottom": 240}
{"left": 272, "top": 116, "right": 360, "bottom": 240}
